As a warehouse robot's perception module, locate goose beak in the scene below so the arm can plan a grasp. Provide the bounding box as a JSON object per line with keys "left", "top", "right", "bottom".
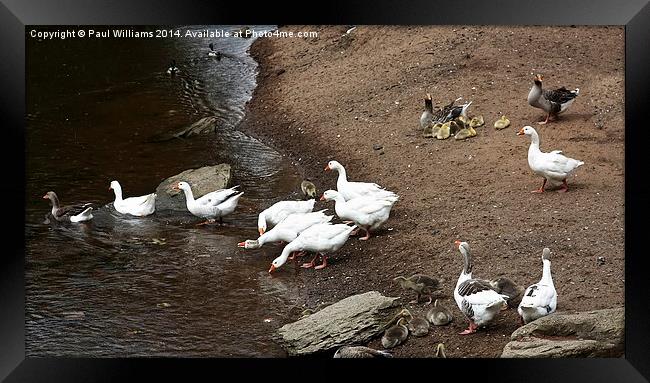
{"left": 42, "top": 194, "right": 48, "bottom": 199}
{"left": 237, "top": 242, "right": 246, "bottom": 248}
{"left": 108, "top": 186, "right": 112, "bottom": 190}
{"left": 319, "top": 195, "right": 326, "bottom": 201}
{"left": 516, "top": 128, "right": 525, "bottom": 136}
{"left": 324, "top": 165, "right": 331, "bottom": 171}
{"left": 258, "top": 228, "right": 265, "bottom": 236}
{"left": 268, "top": 264, "right": 276, "bottom": 273}
{"left": 171, "top": 183, "right": 180, "bottom": 191}
{"left": 454, "top": 240, "right": 462, "bottom": 248}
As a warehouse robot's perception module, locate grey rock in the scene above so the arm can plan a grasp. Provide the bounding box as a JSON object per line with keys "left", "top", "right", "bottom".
{"left": 156, "top": 164, "right": 232, "bottom": 211}
{"left": 276, "top": 291, "right": 400, "bottom": 356}
{"left": 501, "top": 307, "right": 624, "bottom": 358}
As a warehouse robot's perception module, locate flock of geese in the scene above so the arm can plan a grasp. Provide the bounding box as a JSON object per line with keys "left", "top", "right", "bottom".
{"left": 41, "top": 72, "right": 583, "bottom": 357}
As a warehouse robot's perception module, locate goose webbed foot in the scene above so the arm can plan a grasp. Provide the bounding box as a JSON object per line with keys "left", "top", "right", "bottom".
{"left": 558, "top": 179, "right": 569, "bottom": 193}
{"left": 301, "top": 254, "right": 318, "bottom": 269}
{"left": 459, "top": 321, "right": 478, "bottom": 335}
{"left": 314, "top": 255, "right": 328, "bottom": 270}
{"left": 531, "top": 179, "right": 547, "bottom": 193}
{"left": 358, "top": 228, "right": 371, "bottom": 240}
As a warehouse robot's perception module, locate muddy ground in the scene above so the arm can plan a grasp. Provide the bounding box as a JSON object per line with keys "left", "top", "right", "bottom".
{"left": 238, "top": 25, "right": 625, "bottom": 357}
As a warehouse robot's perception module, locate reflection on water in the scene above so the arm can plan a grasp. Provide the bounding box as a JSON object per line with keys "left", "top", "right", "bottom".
{"left": 26, "top": 25, "right": 304, "bottom": 357}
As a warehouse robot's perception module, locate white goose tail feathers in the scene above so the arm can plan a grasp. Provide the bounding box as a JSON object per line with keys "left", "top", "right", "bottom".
{"left": 461, "top": 101, "right": 473, "bottom": 117}
{"left": 71, "top": 207, "right": 93, "bottom": 222}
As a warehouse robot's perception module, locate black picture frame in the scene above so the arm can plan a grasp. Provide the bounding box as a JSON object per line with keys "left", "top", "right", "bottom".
{"left": 2, "top": 0, "right": 649, "bottom": 381}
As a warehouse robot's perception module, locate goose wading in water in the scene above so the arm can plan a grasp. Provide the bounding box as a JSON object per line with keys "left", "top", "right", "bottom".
{"left": 518, "top": 248, "right": 558, "bottom": 324}
{"left": 268, "top": 223, "right": 356, "bottom": 272}
{"left": 109, "top": 180, "right": 156, "bottom": 217}
{"left": 42, "top": 191, "right": 93, "bottom": 223}
{"left": 518, "top": 125, "right": 584, "bottom": 193}
{"left": 238, "top": 210, "right": 333, "bottom": 249}
{"left": 167, "top": 60, "right": 178, "bottom": 75}
{"left": 527, "top": 74, "right": 579, "bottom": 124}
{"left": 324, "top": 160, "right": 398, "bottom": 202}
{"left": 257, "top": 199, "right": 315, "bottom": 235}
{"left": 173, "top": 182, "right": 243, "bottom": 225}
{"left": 208, "top": 43, "right": 222, "bottom": 60}
{"left": 453, "top": 240, "right": 508, "bottom": 335}
{"left": 320, "top": 189, "right": 396, "bottom": 240}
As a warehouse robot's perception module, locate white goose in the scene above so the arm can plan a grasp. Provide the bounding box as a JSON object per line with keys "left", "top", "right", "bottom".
{"left": 518, "top": 125, "right": 584, "bottom": 193}
{"left": 453, "top": 240, "right": 507, "bottom": 335}
{"left": 257, "top": 199, "right": 315, "bottom": 235}
{"left": 173, "top": 181, "right": 243, "bottom": 225}
{"left": 238, "top": 210, "right": 333, "bottom": 249}
{"left": 324, "top": 160, "right": 398, "bottom": 202}
{"left": 518, "top": 248, "right": 558, "bottom": 324}
{"left": 321, "top": 189, "right": 395, "bottom": 240}
{"left": 268, "top": 223, "right": 356, "bottom": 272}
{"left": 109, "top": 180, "right": 156, "bottom": 217}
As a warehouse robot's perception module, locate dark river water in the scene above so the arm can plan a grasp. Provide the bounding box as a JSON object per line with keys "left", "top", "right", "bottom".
{"left": 25, "top": 25, "right": 305, "bottom": 357}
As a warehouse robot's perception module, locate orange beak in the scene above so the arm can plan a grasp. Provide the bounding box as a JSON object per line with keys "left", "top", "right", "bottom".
{"left": 517, "top": 128, "right": 525, "bottom": 136}
{"left": 324, "top": 165, "right": 331, "bottom": 171}
{"left": 42, "top": 194, "right": 48, "bottom": 199}
{"left": 237, "top": 242, "right": 246, "bottom": 248}
{"left": 319, "top": 195, "right": 326, "bottom": 201}
{"left": 258, "top": 228, "right": 265, "bottom": 236}
{"left": 454, "top": 240, "right": 462, "bottom": 248}
{"left": 172, "top": 183, "right": 180, "bottom": 191}
{"left": 268, "top": 264, "right": 276, "bottom": 273}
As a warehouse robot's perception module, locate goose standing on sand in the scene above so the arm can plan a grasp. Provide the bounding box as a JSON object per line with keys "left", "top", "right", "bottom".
{"left": 517, "top": 125, "right": 584, "bottom": 193}
{"left": 109, "top": 180, "right": 156, "bottom": 217}
{"left": 381, "top": 309, "right": 411, "bottom": 349}
{"left": 173, "top": 182, "right": 243, "bottom": 225}
{"left": 393, "top": 274, "right": 443, "bottom": 305}
{"left": 527, "top": 74, "right": 579, "bottom": 124}
{"left": 268, "top": 223, "right": 356, "bottom": 272}
{"left": 257, "top": 199, "right": 315, "bottom": 235}
{"left": 324, "top": 160, "right": 398, "bottom": 202}
{"left": 426, "top": 299, "right": 454, "bottom": 325}
{"left": 301, "top": 179, "right": 317, "bottom": 199}
{"left": 42, "top": 191, "right": 93, "bottom": 223}
{"left": 321, "top": 189, "right": 396, "bottom": 240}
{"left": 420, "top": 93, "right": 435, "bottom": 129}
{"left": 489, "top": 277, "right": 525, "bottom": 309}
{"left": 518, "top": 248, "right": 558, "bottom": 324}
{"left": 238, "top": 210, "right": 333, "bottom": 249}
{"left": 453, "top": 240, "right": 507, "bottom": 335}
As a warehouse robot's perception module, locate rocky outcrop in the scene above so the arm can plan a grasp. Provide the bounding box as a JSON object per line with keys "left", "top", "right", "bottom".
{"left": 276, "top": 291, "right": 401, "bottom": 356}
{"left": 156, "top": 164, "right": 232, "bottom": 211}
{"left": 501, "top": 307, "right": 624, "bottom": 358}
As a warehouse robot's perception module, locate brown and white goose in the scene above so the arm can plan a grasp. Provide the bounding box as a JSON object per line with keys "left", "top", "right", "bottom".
{"left": 527, "top": 74, "right": 579, "bottom": 124}
{"left": 453, "top": 240, "right": 507, "bottom": 335}
{"left": 333, "top": 346, "right": 392, "bottom": 358}
{"left": 42, "top": 191, "right": 93, "bottom": 223}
